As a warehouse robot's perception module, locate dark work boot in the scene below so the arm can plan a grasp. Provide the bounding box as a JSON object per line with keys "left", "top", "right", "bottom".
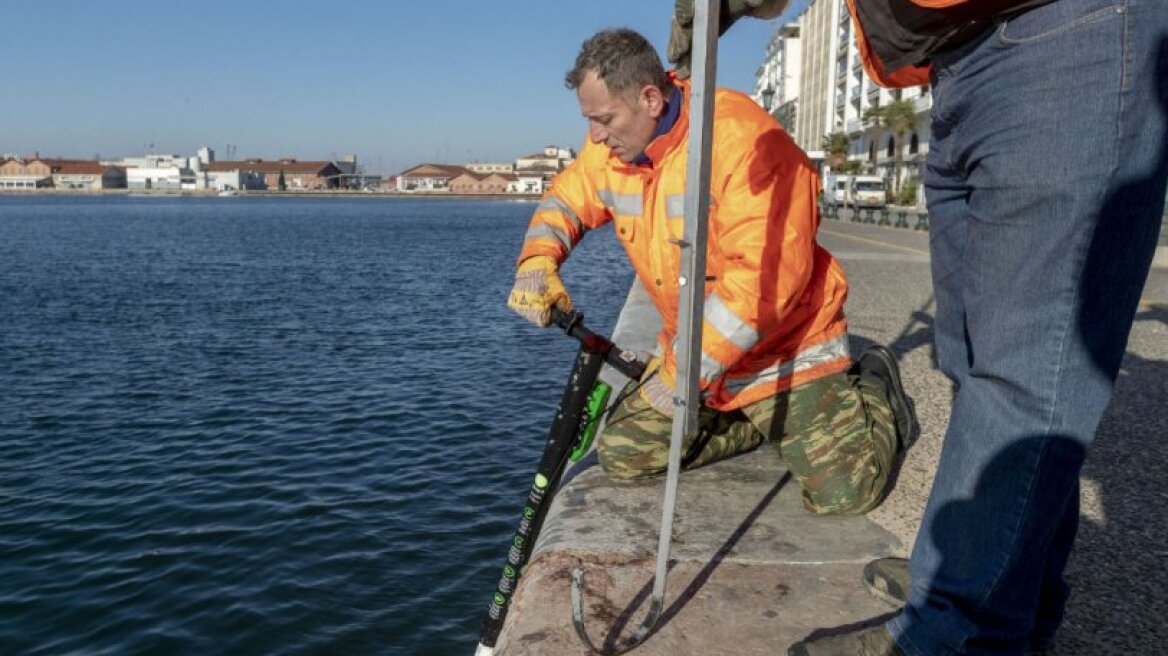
{"left": 853, "top": 345, "right": 919, "bottom": 450}
{"left": 859, "top": 557, "right": 1055, "bottom": 655}
{"left": 788, "top": 625, "right": 904, "bottom": 656}
{"left": 863, "top": 557, "right": 910, "bottom": 609}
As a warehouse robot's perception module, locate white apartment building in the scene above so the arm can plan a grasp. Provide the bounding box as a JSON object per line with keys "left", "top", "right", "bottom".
{"left": 791, "top": 0, "right": 845, "bottom": 161}
{"left": 754, "top": 23, "right": 801, "bottom": 134}
{"left": 762, "top": 0, "right": 933, "bottom": 193}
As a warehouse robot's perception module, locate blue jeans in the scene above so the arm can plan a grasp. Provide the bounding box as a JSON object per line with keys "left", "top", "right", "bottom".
{"left": 887, "top": 1, "right": 1168, "bottom": 654}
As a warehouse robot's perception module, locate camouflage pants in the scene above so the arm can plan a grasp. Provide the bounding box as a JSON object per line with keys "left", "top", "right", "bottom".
{"left": 596, "top": 371, "right": 898, "bottom": 515}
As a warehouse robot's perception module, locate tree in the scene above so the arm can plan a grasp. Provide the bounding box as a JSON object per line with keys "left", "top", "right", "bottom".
{"left": 862, "top": 103, "right": 886, "bottom": 175}
{"left": 278, "top": 169, "right": 287, "bottom": 191}
{"left": 821, "top": 132, "right": 851, "bottom": 170}
{"left": 864, "top": 99, "right": 918, "bottom": 193}
{"left": 836, "top": 160, "right": 864, "bottom": 174}
{"left": 881, "top": 99, "right": 918, "bottom": 193}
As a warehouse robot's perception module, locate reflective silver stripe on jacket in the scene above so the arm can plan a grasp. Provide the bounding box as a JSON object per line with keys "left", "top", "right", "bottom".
{"left": 665, "top": 194, "right": 685, "bottom": 220}
{"left": 698, "top": 294, "right": 757, "bottom": 382}
{"left": 524, "top": 223, "right": 571, "bottom": 250}
{"left": 723, "top": 334, "right": 850, "bottom": 395}
{"left": 537, "top": 196, "right": 584, "bottom": 232}
{"left": 700, "top": 352, "right": 725, "bottom": 382}
{"left": 597, "top": 189, "right": 643, "bottom": 217}
{"left": 704, "top": 292, "right": 760, "bottom": 352}
{"left": 666, "top": 338, "right": 725, "bottom": 384}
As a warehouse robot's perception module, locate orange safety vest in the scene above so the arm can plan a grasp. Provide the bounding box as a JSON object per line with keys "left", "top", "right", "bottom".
{"left": 517, "top": 78, "right": 851, "bottom": 411}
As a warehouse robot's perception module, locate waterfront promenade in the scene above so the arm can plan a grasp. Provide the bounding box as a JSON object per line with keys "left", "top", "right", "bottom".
{"left": 494, "top": 216, "right": 1168, "bottom": 655}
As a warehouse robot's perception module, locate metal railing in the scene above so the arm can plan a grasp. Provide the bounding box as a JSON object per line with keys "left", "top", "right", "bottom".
{"left": 818, "top": 202, "right": 931, "bottom": 231}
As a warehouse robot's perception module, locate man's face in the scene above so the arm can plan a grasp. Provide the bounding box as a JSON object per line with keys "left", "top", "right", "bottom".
{"left": 576, "top": 70, "right": 665, "bottom": 163}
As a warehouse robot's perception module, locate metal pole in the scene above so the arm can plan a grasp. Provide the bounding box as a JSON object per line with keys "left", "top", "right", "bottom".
{"left": 647, "top": 0, "right": 720, "bottom": 626}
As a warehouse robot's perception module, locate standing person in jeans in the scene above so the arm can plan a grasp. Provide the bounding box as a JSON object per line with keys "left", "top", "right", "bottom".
{"left": 670, "top": 0, "right": 1168, "bottom": 654}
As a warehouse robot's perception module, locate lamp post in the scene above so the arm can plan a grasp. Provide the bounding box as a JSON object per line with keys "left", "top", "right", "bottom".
{"left": 760, "top": 85, "right": 775, "bottom": 111}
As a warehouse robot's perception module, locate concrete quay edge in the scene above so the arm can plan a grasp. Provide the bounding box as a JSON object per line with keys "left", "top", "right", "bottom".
{"left": 493, "top": 281, "right": 904, "bottom": 655}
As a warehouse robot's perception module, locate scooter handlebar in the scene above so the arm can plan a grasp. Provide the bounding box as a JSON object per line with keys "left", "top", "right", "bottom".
{"left": 550, "top": 308, "right": 647, "bottom": 381}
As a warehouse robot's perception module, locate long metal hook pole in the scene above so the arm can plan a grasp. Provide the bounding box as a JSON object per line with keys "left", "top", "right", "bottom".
{"left": 649, "top": 0, "right": 720, "bottom": 625}
{"left": 570, "top": 0, "right": 720, "bottom": 652}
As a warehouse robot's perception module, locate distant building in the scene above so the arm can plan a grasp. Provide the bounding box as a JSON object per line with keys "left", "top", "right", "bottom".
{"left": 507, "top": 170, "right": 552, "bottom": 195}
{"left": 510, "top": 145, "right": 574, "bottom": 195}
{"left": 0, "top": 159, "right": 55, "bottom": 189}
{"left": 335, "top": 154, "right": 358, "bottom": 175}
{"left": 208, "top": 159, "right": 342, "bottom": 190}
{"left": 322, "top": 155, "right": 376, "bottom": 189}
{"left": 107, "top": 153, "right": 196, "bottom": 170}
{"left": 395, "top": 164, "right": 469, "bottom": 192}
{"left": 0, "top": 158, "right": 125, "bottom": 190}
{"left": 515, "top": 145, "right": 575, "bottom": 172}
{"left": 127, "top": 166, "right": 196, "bottom": 190}
{"left": 448, "top": 171, "right": 517, "bottom": 195}
{"left": 202, "top": 163, "right": 266, "bottom": 191}
{"left": 448, "top": 172, "right": 483, "bottom": 194}
{"left": 49, "top": 161, "right": 127, "bottom": 190}
{"left": 256, "top": 159, "right": 342, "bottom": 189}
{"left": 466, "top": 162, "right": 514, "bottom": 174}
{"left": 95, "top": 151, "right": 206, "bottom": 189}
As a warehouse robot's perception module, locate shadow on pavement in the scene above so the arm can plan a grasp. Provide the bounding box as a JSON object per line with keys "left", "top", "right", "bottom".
{"left": 598, "top": 472, "right": 794, "bottom": 651}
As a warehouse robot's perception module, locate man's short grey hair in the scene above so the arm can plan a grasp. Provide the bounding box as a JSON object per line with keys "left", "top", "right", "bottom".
{"left": 565, "top": 29, "right": 670, "bottom": 98}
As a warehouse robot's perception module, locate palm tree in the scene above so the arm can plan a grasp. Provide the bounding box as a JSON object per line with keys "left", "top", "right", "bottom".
{"left": 821, "top": 132, "right": 851, "bottom": 171}
{"left": 861, "top": 104, "right": 885, "bottom": 175}
{"left": 881, "top": 99, "right": 918, "bottom": 193}
{"left": 864, "top": 100, "right": 918, "bottom": 192}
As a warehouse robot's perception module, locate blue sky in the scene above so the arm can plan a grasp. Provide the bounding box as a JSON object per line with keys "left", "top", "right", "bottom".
{"left": 3, "top": 1, "right": 808, "bottom": 175}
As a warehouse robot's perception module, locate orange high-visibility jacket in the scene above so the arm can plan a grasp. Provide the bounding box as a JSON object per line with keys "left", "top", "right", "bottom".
{"left": 517, "top": 78, "right": 851, "bottom": 412}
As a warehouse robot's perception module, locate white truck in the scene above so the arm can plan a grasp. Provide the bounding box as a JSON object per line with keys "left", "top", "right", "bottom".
{"left": 824, "top": 174, "right": 850, "bottom": 207}
{"left": 823, "top": 174, "right": 888, "bottom": 209}
{"left": 848, "top": 175, "right": 888, "bottom": 209}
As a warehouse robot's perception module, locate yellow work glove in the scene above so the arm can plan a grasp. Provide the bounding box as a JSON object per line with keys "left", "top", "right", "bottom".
{"left": 639, "top": 357, "right": 677, "bottom": 417}
{"left": 507, "top": 255, "right": 572, "bottom": 327}
{"left": 668, "top": 0, "right": 790, "bottom": 79}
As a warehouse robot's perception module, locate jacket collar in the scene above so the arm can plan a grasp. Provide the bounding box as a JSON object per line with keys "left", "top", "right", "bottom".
{"left": 617, "top": 74, "right": 690, "bottom": 171}
{"left": 632, "top": 81, "right": 683, "bottom": 166}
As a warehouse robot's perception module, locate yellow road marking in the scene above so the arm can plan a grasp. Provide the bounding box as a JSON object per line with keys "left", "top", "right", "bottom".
{"left": 820, "top": 228, "right": 930, "bottom": 256}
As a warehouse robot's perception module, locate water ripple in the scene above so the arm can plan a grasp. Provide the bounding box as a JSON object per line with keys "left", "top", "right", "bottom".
{"left": 0, "top": 197, "right": 633, "bottom": 654}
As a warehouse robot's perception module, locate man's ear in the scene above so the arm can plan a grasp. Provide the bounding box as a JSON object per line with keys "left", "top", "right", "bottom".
{"left": 640, "top": 85, "right": 666, "bottom": 119}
